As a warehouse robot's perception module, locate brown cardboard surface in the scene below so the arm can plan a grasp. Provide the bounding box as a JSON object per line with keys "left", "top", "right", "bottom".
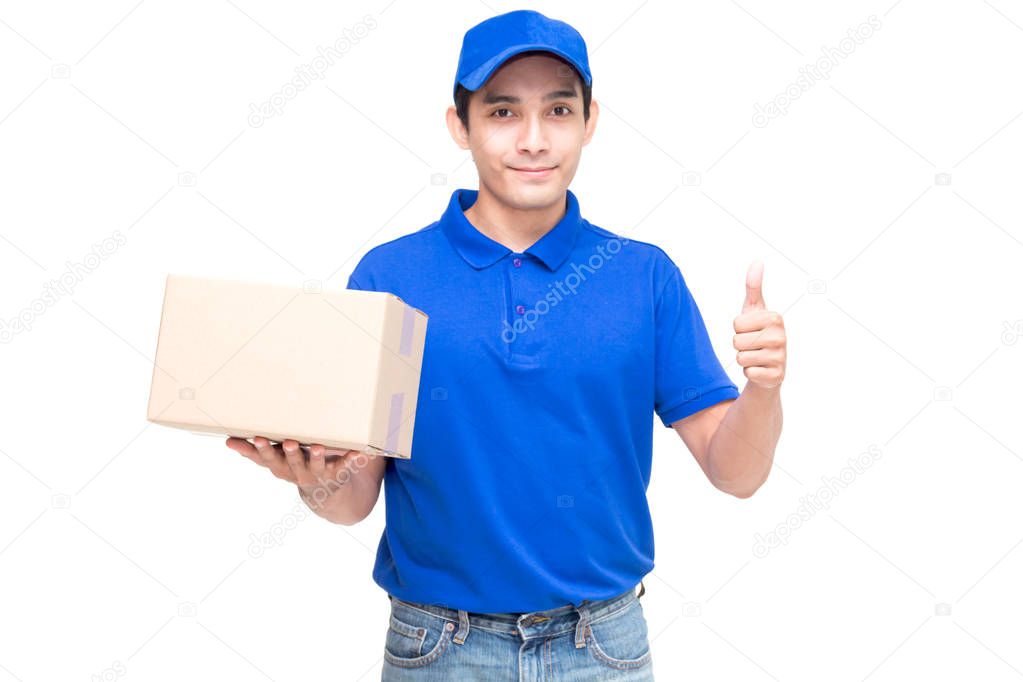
{"left": 146, "top": 274, "right": 427, "bottom": 458}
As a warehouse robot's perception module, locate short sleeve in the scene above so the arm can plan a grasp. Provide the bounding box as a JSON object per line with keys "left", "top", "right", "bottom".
{"left": 346, "top": 254, "right": 380, "bottom": 292}
{"left": 346, "top": 251, "right": 400, "bottom": 298}
{"left": 654, "top": 263, "right": 739, "bottom": 427}
{"left": 345, "top": 272, "right": 366, "bottom": 291}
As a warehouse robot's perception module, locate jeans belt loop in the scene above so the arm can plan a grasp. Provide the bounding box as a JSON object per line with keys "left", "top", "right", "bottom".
{"left": 453, "top": 608, "right": 470, "bottom": 645}
{"left": 574, "top": 601, "right": 591, "bottom": 649}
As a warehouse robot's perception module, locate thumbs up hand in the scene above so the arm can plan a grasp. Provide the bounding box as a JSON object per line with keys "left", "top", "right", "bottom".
{"left": 733, "top": 261, "right": 786, "bottom": 389}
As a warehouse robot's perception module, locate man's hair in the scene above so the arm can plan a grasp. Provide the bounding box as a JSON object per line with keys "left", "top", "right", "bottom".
{"left": 454, "top": 52, "right": 592, "bottom": 133}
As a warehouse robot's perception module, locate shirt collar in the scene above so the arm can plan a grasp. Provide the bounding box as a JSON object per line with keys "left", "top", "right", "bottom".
{"left": 440, "top": 188, "right": 583, "bottom": 272}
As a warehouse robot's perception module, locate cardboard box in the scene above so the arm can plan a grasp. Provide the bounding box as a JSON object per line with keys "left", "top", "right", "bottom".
{"left": 146, "top": 274, "right": 428, "bottom": 459}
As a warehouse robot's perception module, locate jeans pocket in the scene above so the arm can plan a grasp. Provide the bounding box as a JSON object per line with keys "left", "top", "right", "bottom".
{"left": 383, "top": 599, "right": 455, "bottom": 669}
{"left": 585, "top": 599, "right": 653, "bottom": 671}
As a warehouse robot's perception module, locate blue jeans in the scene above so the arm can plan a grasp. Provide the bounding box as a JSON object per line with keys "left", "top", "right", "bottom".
{"left": 381, "top": 581, "right": 653, "bottom": 681}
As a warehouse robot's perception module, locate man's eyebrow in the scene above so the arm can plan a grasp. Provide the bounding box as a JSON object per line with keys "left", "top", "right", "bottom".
{"left": 481, "top": 88, "right": 579, "bottom": 105}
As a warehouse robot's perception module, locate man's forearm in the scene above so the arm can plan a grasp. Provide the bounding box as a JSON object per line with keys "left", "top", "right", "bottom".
{"left": 706, "top": 383, "right": 783, "bottom": 497}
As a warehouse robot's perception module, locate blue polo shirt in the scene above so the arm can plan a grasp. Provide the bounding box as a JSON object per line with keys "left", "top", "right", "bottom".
{"left": 346, "top": 187, "right": 739, "bottom": 613}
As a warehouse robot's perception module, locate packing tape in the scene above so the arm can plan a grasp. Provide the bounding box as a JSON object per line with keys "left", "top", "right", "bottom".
{"left": 399, "top": 305, "right": 415, "bottom": 356}
{"left": 385, "top": 391, "right": 405, "bottom": 454}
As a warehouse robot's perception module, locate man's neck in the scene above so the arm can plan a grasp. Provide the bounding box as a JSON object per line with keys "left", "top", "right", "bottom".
{"left": 463, "top": 186, "right": 566, "bottom": 253}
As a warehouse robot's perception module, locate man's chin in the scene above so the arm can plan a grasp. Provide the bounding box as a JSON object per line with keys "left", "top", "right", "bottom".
{"left": 503, "top": 174, "right": 565, "bottom": 195}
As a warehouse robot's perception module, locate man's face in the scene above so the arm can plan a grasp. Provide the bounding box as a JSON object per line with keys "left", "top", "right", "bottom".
{"left": 448, "top": 53, "right": 598, "bottom": 209}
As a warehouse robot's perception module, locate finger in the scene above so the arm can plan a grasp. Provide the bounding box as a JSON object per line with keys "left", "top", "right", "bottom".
{"left": 742, "top": 260, "right": 765, "bottom": 314}
{"left": 282, "top": 439, "right": 310, "bottom": 480}
{"left": 226, "top": 436, "right": 257, "bottom": 457}
{"left": 733, "top": 328, "right": 783, "bottom": 351}
{"left": 252, "top": 436, "right": 281, "bottom": 465}
{"left": 734, "top": 309, "right": 781, "bottom": 334}
{"left": 252, "top": 436, "right": 294, "bottom": 479}
{"left": 307, "top": 444, "right": 326, "bottom": 479}
{"left": 323, "top": 454, "right": 361, "bottom": 490}
{"left": 226, "top": 438, "right": 271, "bottom": 470}
{"left": 735, "top": 348, "right": 776, "bottom": 368}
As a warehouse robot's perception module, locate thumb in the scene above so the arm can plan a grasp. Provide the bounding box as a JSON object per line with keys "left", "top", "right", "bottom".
{"left": 743, "top": 260, "right": 765, "bottom": 313}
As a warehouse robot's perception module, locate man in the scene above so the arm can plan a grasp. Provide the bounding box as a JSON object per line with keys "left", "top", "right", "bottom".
{"left": 227, "top": 9, "right": 785, "bottom": 680}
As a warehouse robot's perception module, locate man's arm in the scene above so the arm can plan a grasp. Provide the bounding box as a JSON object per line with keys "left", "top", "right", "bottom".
{"left": 672, "top": 384, "right": 782, "bottom": 498}
{"left": 670, "top": 261, "right": 786, "bottom": 499}
{"left": 296, "top": 448, "right": 387, "bottom": 525}
{"left": 226, "top": 436, "right": 388, "bottom": 525}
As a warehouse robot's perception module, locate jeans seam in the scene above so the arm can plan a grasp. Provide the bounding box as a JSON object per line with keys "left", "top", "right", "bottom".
{"left": 383, "top": 625, "right": 454, "bottom": 669}
{"left": 586, "top": 623, "right": 652, "bottom": 670}
{"left": 391, "top": 599, "right": 458, "bottom": 627}
{"left": 587, "top": 595, "right": 638, "bottom": 628}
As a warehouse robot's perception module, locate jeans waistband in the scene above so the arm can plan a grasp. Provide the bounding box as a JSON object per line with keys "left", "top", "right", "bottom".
{"left": 388, "top": 581, "right": 644, "bottom": 646}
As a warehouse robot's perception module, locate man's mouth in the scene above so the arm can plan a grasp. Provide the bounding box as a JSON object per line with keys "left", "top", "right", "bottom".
{"left": 511, "top": 165, "right": 557, "bottom": 178}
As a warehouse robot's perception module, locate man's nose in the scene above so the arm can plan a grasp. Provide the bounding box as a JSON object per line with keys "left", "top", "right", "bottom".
{"left": 517, "top": 114, "right": 549, "bottom": 154}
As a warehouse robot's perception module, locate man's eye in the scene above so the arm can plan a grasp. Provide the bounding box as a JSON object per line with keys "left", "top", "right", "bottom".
{"left": 492, "top": 108, "right": 513, "bottom": 118}
{"left": 552, "top": 106, "right": 571, "bottom": 116}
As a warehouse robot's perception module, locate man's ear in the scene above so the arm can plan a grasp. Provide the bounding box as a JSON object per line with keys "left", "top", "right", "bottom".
{"left": 446, "top": 105, "right": 470, "bottom": 151}
{"left": 582, "top": 98, "right": 599, "bottom": 147}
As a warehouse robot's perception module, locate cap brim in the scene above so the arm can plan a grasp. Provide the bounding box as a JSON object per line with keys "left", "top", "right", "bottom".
{"left": 456, "top": 43, "right": 591, "bottom": 97}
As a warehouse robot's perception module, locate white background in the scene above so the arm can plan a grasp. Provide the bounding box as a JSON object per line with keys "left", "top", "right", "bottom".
{"left": 2, "top": 1, "right": 1022, "bottom": 680}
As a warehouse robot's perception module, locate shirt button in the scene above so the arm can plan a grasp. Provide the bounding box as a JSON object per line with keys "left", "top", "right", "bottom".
{"left": 513, "top": 257, "right": 522, "bottom": 267}
{"left": 516, "top": 305, "right": 525, "bottom": 314}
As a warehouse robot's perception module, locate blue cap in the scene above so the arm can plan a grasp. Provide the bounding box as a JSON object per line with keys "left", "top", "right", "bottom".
{"left": 453, "top": 10, "right": 592, "bottom": 100}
